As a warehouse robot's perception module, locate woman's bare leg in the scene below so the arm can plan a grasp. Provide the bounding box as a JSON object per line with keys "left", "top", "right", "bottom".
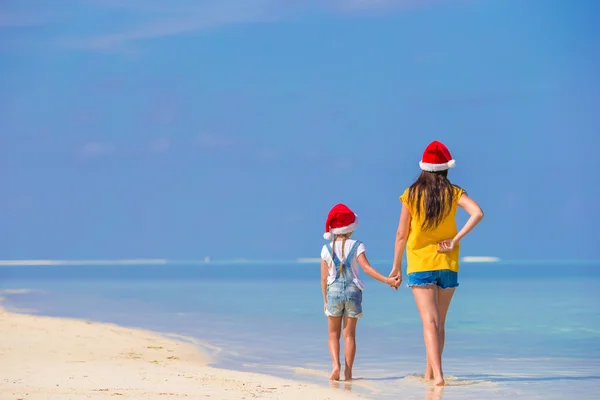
{"left": 342, "top": 316, "right": 358, "bottom": 380}
{"left": 425, "top": 287, "right": 456, "bottom": 380}
{"left": 412, "top": 286, "right": 445, "bottom": 386}
{"left": 328, "top": 316, "right": 343, "bottom": 380}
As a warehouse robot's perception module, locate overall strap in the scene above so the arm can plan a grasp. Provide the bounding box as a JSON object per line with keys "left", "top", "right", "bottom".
{"left": 328, "top": 241, "right": 361, "bottom": 269}
{"left": 345, "top": 241, "right": 362, "bottom": 263}
{"left": 327, "top": 243, "right": 341, "bottom": 268}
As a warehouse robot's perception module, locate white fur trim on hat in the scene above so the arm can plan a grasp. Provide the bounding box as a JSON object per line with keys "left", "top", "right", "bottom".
{"left": 323, "top": 216, "right": 359, "bottom": 240}
{"left": 419, "top": 159, "right": 456, "bottom": 172}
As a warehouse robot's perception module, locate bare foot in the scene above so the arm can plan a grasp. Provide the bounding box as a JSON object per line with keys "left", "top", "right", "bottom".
{"left": 424, "top": 365, "right": 433, "bottom": 380}
{"left": 344, "top": 368, "right": 353, "bottom": 381}
{"left": 434, "top": 377, "right": 445, "bottom": 386}
{"left": 330, "top": 365, "right": 341, "bottom": 381}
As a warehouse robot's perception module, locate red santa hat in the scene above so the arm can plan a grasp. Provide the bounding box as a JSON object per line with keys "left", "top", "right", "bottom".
{"left": 419, "top": 140, "right": 456, "bottom": 172}
{"left": 323, "top": 203, "right": 359, "bottom": 240}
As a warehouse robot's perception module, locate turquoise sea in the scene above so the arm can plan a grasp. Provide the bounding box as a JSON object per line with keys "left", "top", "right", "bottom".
{"left": 1, "top": 261, "right": 599, "bottom": 400}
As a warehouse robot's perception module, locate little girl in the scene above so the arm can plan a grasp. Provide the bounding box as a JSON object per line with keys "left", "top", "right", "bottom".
{"left": 390, "top": 141, "right": 484, "bottom": 386}
{"left": 321, "top": 203, "right": 400, "bottom": 381}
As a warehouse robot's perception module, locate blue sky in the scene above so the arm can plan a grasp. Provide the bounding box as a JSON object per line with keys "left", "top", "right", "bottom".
{"left": 1, "top": 0, "right": 599, "bottom": 261}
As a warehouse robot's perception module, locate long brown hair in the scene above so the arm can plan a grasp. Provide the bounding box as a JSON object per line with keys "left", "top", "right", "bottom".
{"left": 330, "top": 233, "right": 351, "bottom": 275}
{"left": 407, "top": 170, "right": 462, "bottom": 231}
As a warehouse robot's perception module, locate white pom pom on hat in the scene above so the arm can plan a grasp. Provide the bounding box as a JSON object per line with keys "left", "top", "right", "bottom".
{"left": 323, "top": 203, "right": 358, "bottom": 240}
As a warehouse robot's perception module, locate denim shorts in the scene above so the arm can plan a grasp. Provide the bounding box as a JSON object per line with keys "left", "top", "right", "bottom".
{"left": 325, "top": 281, "right": 363, "bottom": 319}
{"left": 407, "top": 269, "right": 459, "bottom": 289}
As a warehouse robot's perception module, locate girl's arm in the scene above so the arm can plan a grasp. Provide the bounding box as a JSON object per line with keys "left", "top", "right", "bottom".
{"left": 320, "top": 259, "right": 328, "bottom": 304}
{"left": 391, "top": 203, "right": 411, "bottom": 275}
{"left": 357, "top": 253, "right": 400, "bottom": 287}
{"left": 439, "top": 193, "right": 484, "bottom": 251}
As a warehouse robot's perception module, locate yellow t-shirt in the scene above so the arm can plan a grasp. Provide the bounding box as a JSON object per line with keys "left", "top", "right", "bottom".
{"left": 400, "top": 186, "right": 465, "bottom": 274}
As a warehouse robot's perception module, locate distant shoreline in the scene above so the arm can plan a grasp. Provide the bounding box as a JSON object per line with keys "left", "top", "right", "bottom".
{"left": 1, "top": 258, "right": 600, "bottom": 267}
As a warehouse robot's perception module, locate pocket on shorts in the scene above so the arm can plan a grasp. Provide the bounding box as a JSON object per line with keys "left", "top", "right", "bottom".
{"left": 346, "top": 285, "right": 362, "bottom": 302}
{"left": 326, "top": 283, "right": 343, "bottom": 302}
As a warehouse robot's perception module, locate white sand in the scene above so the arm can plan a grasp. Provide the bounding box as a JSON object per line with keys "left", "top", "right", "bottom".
{"left": 0, "top": 308, "right": 365, "bottom": 400}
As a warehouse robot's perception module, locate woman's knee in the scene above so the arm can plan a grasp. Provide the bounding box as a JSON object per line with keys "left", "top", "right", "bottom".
{"left": 423, "top": 318, "right": 441, "bottom": 334}
{"left": 421, "top": 314, "right": 441, "bottom": 330}
{"left": 438, "top": 325, "right": 445, "bottom": 336}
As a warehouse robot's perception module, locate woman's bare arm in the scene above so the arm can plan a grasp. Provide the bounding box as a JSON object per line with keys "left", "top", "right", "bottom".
{"left": 391, "top": 203, "right": 411, "bottom": 274}
{"left": 439, "top": 193, "right": 484, "bottom": 252}
{"left": 455, "top": 194, "right": 484, "bottom": 242}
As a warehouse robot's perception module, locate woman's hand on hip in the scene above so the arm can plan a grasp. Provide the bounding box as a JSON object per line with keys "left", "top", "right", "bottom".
{"left": 437, "top": 238, "right": 457, "bottom": 252}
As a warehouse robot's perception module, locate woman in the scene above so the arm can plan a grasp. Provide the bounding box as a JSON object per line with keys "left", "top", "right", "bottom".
{"left": 389, "top": 141, "right": 484, "bottom": 386}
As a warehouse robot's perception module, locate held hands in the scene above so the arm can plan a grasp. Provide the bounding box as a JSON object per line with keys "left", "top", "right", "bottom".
{"left": 387, "top": 268, "right": 402, "bottom": 290}
{"left": 437, "top": 238, "right": 458, "bottom": 253}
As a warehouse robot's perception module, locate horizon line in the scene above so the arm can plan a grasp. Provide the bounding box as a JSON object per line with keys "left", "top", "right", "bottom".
{"left": 0, "top": 257, "right": 598, "bottom": 267}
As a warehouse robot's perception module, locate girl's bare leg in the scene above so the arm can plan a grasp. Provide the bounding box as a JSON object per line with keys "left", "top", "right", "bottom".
{"left": 342, "top": 316, "right": 358, "bottom": 381}
{"left": 425, "top": 287, "right": 455, "bottom": 380}
{"left": 328, "top": 316, "right": 343, "bottom": 380}
{"left": 412, "top": 286, "right": 445, "bottom": 386}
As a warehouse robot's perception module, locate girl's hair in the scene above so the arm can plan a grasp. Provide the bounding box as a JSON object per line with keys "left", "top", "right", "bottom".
{"left": 330, "top": 233, "right": 351, "bottom": 275}
{"left": 407, "top": 170, "right": 463, "bottom": 231}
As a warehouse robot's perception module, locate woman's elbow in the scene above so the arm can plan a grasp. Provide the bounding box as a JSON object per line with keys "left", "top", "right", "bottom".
{"left": 476, "top": 208, "right": 484, "bottom": 220}
{"left": 396, "top": 231, "right": 408, "bottom": 241}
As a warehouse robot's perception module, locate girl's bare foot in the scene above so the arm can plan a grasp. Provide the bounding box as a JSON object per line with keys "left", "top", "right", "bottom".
{"left": 344, "top": 368, "right": 353, "bottom": 381}
{"left": 434, "top": 376, "right": 445, "bottom": 386}
{"left": 330, "top": 365, "right": 341, "bottom": 381}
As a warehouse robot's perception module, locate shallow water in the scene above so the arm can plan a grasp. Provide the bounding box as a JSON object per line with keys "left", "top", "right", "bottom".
{"left": 1, "top": 262, "right": 599, "bottom": 399}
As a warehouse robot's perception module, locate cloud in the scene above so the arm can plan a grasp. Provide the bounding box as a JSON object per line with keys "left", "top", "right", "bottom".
{"left": 195, "top": 134, "right": 235, "bottom": 149}
{"left": 410, "top": 91, "right": 515, "bottom": 110}
{"left": 93, "top": 77, "right": 125, "bottom": 92}
{"left": 461, "top": 256, "right": 500, "bottom": 263}
{"left": 2, "top": 0, "right": 468, "bottom": 52}
{"left": 0, "top": 259, "right": 168, "bottom": 266}
{"left": 148, "top": 138, "right": 170, "bottom": 153}
{"left": 149, "top": 98, "right": 179, "bottom": 125}
{"left": 79, "top": 141, "right": 115, "bottom": 157}
{"left": 0, "top": 12, "right": 47, "bottom": 28}
{"left": 257, "top": 148, "right": 279, "bottom": 161}
{"left": 297, "top": 258, "right": 320, "bottom": 263}
{"left": 332, "top": 159, "right": 353, "bottom": 170}
{"left": 74, "top": 110, "right": 96, "bottom": 125}
{"left": 61, "top": 1, "right": 282, "bottom": 50}
{"left": 326, "top": 0, "right": 446, "bottom": 14}
{"left": 59, "top": 0, "right": 459, "bottom": 50}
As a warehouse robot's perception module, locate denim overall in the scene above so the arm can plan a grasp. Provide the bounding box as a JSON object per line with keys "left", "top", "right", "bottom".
{"left": 325, "top": 241, "right": 363, "bottom": 318}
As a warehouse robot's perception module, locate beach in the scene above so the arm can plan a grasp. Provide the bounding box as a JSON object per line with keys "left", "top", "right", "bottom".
{"left": 0, "top": 306, "right": 364, "bottom": 400}
{"left": 1, "top": 263, "right": 599, "bottom": 400}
